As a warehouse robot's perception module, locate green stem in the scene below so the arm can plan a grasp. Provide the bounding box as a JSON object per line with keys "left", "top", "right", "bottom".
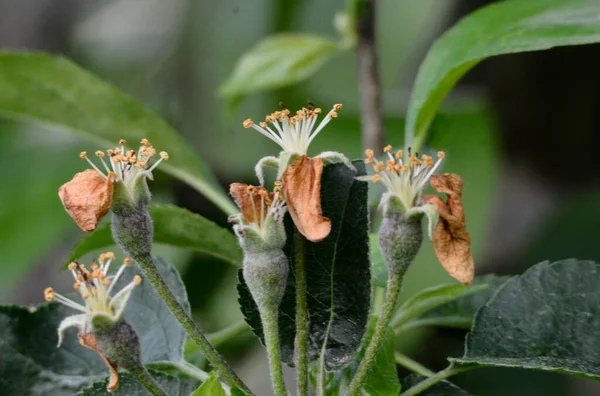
{"left": 137, "top": 256, "right": 253, "bottom": 395}
{"left": 208, "top": 320, "right": 250, "bottom": 347}
{"left": 346, "top": 270, "right": 402, "bottom": 396}
{"left": 394, "top": 352, "right": 434, "bottom": 377}
{"left": 261, "top": 306, "right": 287, "bottom": 396}
{"left": 294, "top": 231, "right": 309, "bottom": 396}
{"left": 400, "top": 364, "right": 472, "bottom": 396}
{"left": 127, "top": 362, "right": 168, "bottom": 396}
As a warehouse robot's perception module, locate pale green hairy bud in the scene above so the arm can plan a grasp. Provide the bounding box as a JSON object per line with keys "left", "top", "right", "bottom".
{"left": 111, "top": 178, "right": 154, "bottom": 262}
{"left": 378, "top": 193, "right": 424, "bottom": 277}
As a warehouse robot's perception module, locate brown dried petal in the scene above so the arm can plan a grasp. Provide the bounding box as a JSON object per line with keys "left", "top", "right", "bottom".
{"left": 78, "top": 332, "right": 120, "bottom": 392}
{"left": 229, "top": 183, "right": 271, "bottom": 223}
{"left": 422, "top": 173, "right": 474, "bottom": 285}
{"left": 283, "top": 156, "right": 331, "bottom": 242}
{"left": 58, "top": 170, "right": 114, "bottom": 232}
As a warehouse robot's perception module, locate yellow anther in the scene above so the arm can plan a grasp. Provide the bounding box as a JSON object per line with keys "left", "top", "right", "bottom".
{"left": 437, "top": 151, "right": 445, "bottom": 159}
{"left": 365, "top": 149, "right": 374, "bottom": 158}
{"left": 160, "top": 151, "right": 169, "bottom": 160}
{"left": 259, "top": 121, "right": 267, "bottom": 128}
{"left": 395, "top": 150, "right": 403, "bottom": 159}
{"left": 314, "top": 108, "right": 322, "bottom": 114}
{"left": 102, "top": 279, "right": 111, "bottom": 286}
{"left": 68, "top": 262, "right": 77, "bottom": 271}
{"left": 95, "top": 151, "right": 105, "bottom": 158}
{"left": 243, "top": 119, "right": 254, "bottom": 128}
{"left": 141, "top": 138, "right": 150, "bottom": 146}
{"left": 372, "top": 174, "right": 381, "bottom": 183}
{"left": 119, "top": 139, "right": 127, "bottom": 146}
{"left": 105, "top": 252, "right": 115, "bottom": 261}
{"left": 364, "top": 157, "right": 374, "bottom": 165}
{"left": 383, "top": 144, "right": 393, "bottom": 153}
{"left": 333, "top": 104, "right": 343, "bottom": 111}
{"left": 246, "top": 185, "right": 256, "bottom": 194}
{"left": 329, "top": 111, "right": 338, "bottom": 118}
{"left": 394, "top": 163, "right": 402, "bottom": 171}
{"left": 91, "top": 263, "right": 98, "bottom": 271}
{"left": 107, "top": 149, "right": 114, "bottom": 156}
{"left": 114, "top": 148, "right": 122, "bottom": 155}
{"left": 124, "top": 257, "right": 132, "bottom": 266}
{"left": 135, "top": 161, "right": 146, "bottom": 168}
{"left": 79, "top": 151, "right": 87, "bottom": 159}
{"left": 134, "top": 275, "right": 142, "bottom": 285}
{"left": 401, "top": 165, "right": 409, "bottom": 172}
{"left": 44, "top": 287, "right": 55, "bottom": 302}
{"left": 82, "top": 293, "right": 89, "bottom": 300}
{"left": 386, "top": 160, "right": 396, "bottom": 171}
{"left": 374, "top": 162, "right": 384, "bottom": 172}
{"left": 74, "top": 282, "right": 81, "bottom": 290}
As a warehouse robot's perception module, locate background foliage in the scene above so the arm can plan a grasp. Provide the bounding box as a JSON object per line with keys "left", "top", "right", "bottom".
{"left": 0, "top": 0, "right": 599, "bottom": 395}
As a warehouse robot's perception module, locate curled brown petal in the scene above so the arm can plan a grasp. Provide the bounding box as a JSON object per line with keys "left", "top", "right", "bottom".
{"left": 283, "top": 156, "right": 331, "bottom": 242}
{"left": 229, "top": 183, "right": 271, "bottom": 223}
{"left": 78, "top": 332, "right": 120, "bottom": 392}
{"left": 58, "top": 170, "right": 115, "bottom": 232}
{"left": 422, "top": 173, "right": 474, "bottom": 285}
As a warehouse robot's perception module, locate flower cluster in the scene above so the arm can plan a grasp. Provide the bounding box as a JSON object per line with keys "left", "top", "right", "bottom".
{"left": 362, "top": 144, "right": 445, "bottom": 211}
{"left": 44, "top": 252, "right": 141, "bottom": 346}
{"left": 59, "top": 139, "right": 169, "bottom": 232}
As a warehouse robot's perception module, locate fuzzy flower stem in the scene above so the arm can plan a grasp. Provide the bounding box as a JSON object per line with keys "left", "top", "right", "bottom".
{"left": 127, "top": 363, "right": 168, "bottom": 396}
{"left": 135, "top": 254, "right": 252, "bottom": 394}
{"left": 346, "top": 269, "right": 403, "bottom": 396}
{"left": 261, "top": 305, "right": 287, "bottom": 396}
{"left": 400, "top": 364, "right": 473, "bottom": 396}
{"left": 294, "top": 231, "right": 309, "bottom": 396}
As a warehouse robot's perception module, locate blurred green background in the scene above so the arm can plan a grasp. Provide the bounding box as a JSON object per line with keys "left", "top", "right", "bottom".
{"left": 0, "top": 0, "right": 598, "bottom": 395}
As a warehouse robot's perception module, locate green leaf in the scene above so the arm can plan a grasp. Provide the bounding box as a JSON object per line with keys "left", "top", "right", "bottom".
{"left": 404, "top": 275, "right": 509, "bottom": 330}
{"left": 0, "top": 256, "right": 188, "bottom": 395}
{"left": 239, "top": 161, "right": 371, "bottom": 369}
{"left": 191, "top": 372, "right": 226, "bottom": 396}
{"left": 400, "top": 375, "right": 473, "bottom": 396}
{"left": 452, "top": 259, "right": 600, "bottom": 379}
{"left": 69, "top": 205, "right": 242, "bottom": 267}
{"left": 77, "top": 370, "right": 194, "bottom": 396}
{"left": 0, "top": 52, "right": 235, "bottom": 214}
{"left": 406, "top": 0, "right": 600, "bottom": 148}
{"left": 392, "top": 283, "right": 489, "bottom": 330}
{"left": 219, "top": 33, "right": 339, "bottom": 98}
{"left": 311, "top": 316, "right": 400, "bottom": 395}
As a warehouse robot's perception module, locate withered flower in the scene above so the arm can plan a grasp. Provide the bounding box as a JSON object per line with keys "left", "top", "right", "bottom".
{"left": 282, "top": 156, "right": 331, "bottom": 243}
{"left": 359, "top": 144, "right": 474, "bottom": 285}
{"left": 58, "top": 169, "right": 115, "bottom": 232}
{"left": 44, "top": 253, "right": 142, "bottom": 391}
{"left": 243, "top": 103, "right": 354, "bottom": 242}
{"left": 423, "top": 174, "right": 474, "bottom": 285}
{"left": 59, "top": 139, "right": 169, "bottom": 232}
{"left": 229, "top": 182, "right": 287, "bottom": 249}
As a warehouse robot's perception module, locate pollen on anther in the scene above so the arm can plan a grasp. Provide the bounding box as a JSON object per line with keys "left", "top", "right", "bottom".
{"left": 82, "top": 293, "right": 90, "bottom": 300}
{"left": 79, "top": 151, "right": 87, "bottom": 159}
{"left": 333, "top": 104, "right": 343, "bottom": 111}
{"left": 395, "top": 150, "right": 403, "bottom": 159}
{"left": 365, "top": 149, "right": 374, "bottom": 158}
{"left": 95, "top": 151, "right": 105, "bottom": 158}
{"left": 44, "top": 287, "right": 55, "bottom": 302}
{"left": 68, "top": 262, "right": 77, "bottom": 271}
{"left": 160, "top": 151, "right": 169, "bottom": 160}
{"left": 437, "top": 151, "right": 445, "bottom": 159}
{"left": 124, "top": 258, "right": 132, "bottom": 266}
{"left": 329, "top": 111, "right": 338, "bottom": 118}
{"left": 140, "top": 138, "right": 150, "bottom": 146}
{"left": 119, "top": 139, "right": 127, "bottom": 146}
{"left": 372, "top": 174, "right": 381, "bottom": 183}
{"left": 383, "top": 144, "right": 393, "bottom": 153}
{"left": 243, "top": 119, "right": 254, "bottom": 128}
{"left": 364, "top": 157, "right": 374, "bottom": 164}
{"left": 374, "top": 162, "right": 384, "bottom": 172}
{"left": 134, "top": 275, "right": 142, "bottom": 285}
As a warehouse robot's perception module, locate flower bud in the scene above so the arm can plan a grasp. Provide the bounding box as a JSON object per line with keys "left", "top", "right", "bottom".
{"left": 378, "top": 193, "right": 424, "bottom": 276}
